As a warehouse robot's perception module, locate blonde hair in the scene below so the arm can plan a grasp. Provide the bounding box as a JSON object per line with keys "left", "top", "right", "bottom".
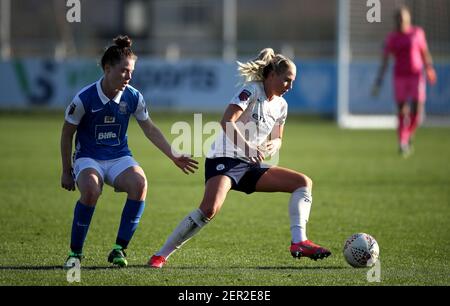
{"left": 237, "top": 48, "right": 295, "bottom": 83}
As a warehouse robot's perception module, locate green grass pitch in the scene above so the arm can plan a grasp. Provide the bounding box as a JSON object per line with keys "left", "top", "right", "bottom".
{"left": 0, "top": 112, "right": 449, "bottom": 286}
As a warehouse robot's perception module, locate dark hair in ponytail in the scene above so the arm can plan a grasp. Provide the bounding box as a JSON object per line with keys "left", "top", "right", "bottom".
{"left": 100, "top": 35, "right": 137, "bottom": 70}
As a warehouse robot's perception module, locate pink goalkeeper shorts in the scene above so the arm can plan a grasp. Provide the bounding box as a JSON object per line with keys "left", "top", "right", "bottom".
{"left": 393, "top": 73, "right": 426, "bottom": 103}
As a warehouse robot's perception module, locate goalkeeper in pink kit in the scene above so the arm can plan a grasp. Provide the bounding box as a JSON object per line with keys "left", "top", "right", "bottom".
{"left": 373, "top": 6, "right": 437, "bottom": 156}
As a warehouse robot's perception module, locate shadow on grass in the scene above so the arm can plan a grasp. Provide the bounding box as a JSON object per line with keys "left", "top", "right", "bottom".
{"left": 0, "top": 264, "right": 348, "bottom": 271}
{"left": 0, "top": 265, "right": 145, "bottom": 271}
{"left": 152, "top": 265, "right": 348, "bottom": 271}
{"left": 255, "top": 266, "right": 347, "bottom": 270}
{"left": 0, "top": 266, "right": 65, "bottom": 271}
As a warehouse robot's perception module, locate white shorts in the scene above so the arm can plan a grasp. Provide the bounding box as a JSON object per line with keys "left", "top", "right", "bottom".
{"left": 73, "top": 156, "right": 140, "bottom": 187}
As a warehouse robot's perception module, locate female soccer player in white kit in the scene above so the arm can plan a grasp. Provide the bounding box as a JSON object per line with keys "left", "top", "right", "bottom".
{"left": 61, "top": 36, "right": 198, "bottom": 268}
{"left": 148, "top": 48, "right": 331, "bottom": 268}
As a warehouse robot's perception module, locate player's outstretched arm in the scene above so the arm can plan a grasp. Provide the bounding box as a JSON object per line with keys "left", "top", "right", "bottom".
{"left": 422, "top": 49, "right": 437, "bottom": 85}
{"left": 60, "top": 121, "right": 77, "bottom": 191}
{"left": 137, "top": 118, "right": 198, "bottom": 174}
{"left": 372, "top": 54, "right": 389, "bottom": 97}
{"left": 420, "top": 29, "right": 437, "bottom": 86}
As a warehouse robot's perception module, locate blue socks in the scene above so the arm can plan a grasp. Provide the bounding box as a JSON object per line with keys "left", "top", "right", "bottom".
{"left": 70, "top": 201, "right": 95, "bottom": 254}
{"left": 116, "top": 199, "right": 145, "bottom": 249}
{"left": 69, "top": 199, "right": 145, "bottom": 253}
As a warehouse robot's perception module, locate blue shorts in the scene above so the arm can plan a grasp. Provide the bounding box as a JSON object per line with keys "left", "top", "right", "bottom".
{"left": 205, "top": 157, "right": 270, "bottom": 194}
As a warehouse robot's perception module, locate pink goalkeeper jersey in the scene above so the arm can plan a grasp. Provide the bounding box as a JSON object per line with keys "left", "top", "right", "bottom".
{"left": 384, "top": 26, "right": 428, "bottom": 77}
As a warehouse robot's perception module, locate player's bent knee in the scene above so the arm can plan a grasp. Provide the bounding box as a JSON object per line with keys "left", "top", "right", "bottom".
{"left": 127, "top": 176, "right": 147, "bottom": 200}
{"left": 81, "top": 188, "right": 101, "bottom": 205}
{"left": 135, "top": 176, "right": 147, "bottom": 193}
{"left": 291, "top": 174, "right": 312, "bottom": 193}
{"left": 304, "top": 176, "right": 313, "bottom": 190}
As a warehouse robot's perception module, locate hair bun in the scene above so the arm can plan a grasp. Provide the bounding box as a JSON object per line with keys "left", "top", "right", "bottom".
{"left": 113, "top": 35, "right": 132, "bottom": 48}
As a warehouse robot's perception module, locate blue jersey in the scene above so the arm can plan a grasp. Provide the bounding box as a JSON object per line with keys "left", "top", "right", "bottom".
{"left": 65, "top": 79, "right": 149, "bottom": 160}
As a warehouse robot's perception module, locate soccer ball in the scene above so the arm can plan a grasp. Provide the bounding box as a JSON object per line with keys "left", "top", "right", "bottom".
{"left": 343, "top": 233, "right": 379, "bottom": 268}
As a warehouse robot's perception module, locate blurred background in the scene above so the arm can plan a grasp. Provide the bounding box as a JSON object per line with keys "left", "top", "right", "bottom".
{"left": 0, "top": 0, "right": 449, "bottom": 121}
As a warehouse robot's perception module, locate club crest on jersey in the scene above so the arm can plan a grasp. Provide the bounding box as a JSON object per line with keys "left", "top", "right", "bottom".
{"left": 216, "top": 164, "right": 225, "bottom": 171}
{"left": 104, "top": 116, "right": 116, "bottom": 123}
{"left": 119, "top": 101, "right": 128, "bottom": 115}
{"left": 239, "top": 89, "right": 251, "bottom": 101}
{"left": 252, "top": 113, "right": 266, "bottom": 122}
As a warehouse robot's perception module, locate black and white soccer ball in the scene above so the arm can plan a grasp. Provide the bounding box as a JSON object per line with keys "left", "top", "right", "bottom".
{"left": 343, "top": 233, "right": 379, "bottom": 268}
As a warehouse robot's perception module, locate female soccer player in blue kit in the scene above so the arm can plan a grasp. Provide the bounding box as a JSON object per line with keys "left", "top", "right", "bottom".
{"left": 61, "top": 36, "right": 198, "bottom": 268}
{"left": 148, "top": 48, "right": 331, "bottom": 268}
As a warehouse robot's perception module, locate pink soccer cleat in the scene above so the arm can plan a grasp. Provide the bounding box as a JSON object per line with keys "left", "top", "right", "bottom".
{"left": 148, "top": 255, "right": 167, "bottom": 269}
{"left": 290, "top": 240, "right": 331, "bottom": 261}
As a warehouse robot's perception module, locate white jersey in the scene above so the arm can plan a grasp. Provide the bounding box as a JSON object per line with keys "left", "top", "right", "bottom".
{"left": 207, "top": 81, "right": 288, "bottom": 160}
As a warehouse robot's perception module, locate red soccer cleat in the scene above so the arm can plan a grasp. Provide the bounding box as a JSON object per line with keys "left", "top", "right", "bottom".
{"left": 148, "top": 255, "right": 166, "bottom": 269}
{"left": 290, "top": 240, "right": 331, "bottom": 261}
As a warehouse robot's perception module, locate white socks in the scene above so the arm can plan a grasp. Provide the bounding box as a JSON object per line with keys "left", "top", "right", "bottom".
{"left": 289, "top": 187, "right": 312, "bottom": 243}
{"left": 155, "top": 188, "right": 312, "bottom": 258}
{"left": 156, "top": 209, "right": 209, "bottom": 259}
